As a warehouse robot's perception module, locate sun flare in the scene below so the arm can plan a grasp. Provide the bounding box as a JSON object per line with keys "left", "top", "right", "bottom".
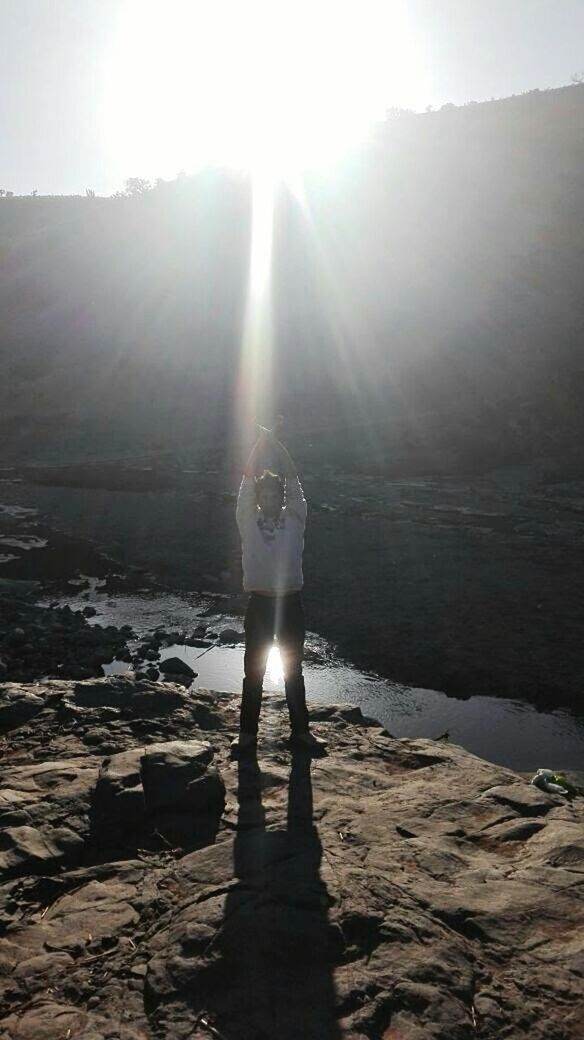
{"left": 266, "top": 644, "right": 284, "bottom": 684}
{"left": 104, "top": 0, "right": 422, "bottom": 180}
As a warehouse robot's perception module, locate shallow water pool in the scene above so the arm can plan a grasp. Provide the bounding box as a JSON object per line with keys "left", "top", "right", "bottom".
{"left": 43, "top": 581, "right": 584, "bottom": 772}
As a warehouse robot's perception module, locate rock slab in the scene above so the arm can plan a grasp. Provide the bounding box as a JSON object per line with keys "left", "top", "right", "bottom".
{"left": 0, "top": 678, "right": 582, "bottom": 1039}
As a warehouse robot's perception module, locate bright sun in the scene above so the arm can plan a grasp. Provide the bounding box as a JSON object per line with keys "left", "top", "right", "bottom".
{"left": 105, "top": 0, "right": 421, "bottom": 180}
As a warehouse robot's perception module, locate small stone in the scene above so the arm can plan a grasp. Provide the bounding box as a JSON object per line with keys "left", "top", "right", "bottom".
{"left": 82, "top": 727, "right": 112, "bottom": 747}
{"left": 218, "top": 628, "right": 244, "bottom": 644}
{"left": 159, "top": 657, "right": 196, "bottom": 678}
{"left": 63, "top": 665, "right": 95, "bottom": 680}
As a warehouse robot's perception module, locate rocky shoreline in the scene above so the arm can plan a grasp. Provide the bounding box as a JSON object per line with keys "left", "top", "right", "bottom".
{"left": 1, "top": 675, "right": 583, "bottom": 1039}
{"left": 0, "top": 586, "right": 133, "bottom": 685}
{"left": 0, "top": 582, "right": 247, "bottom": 688}
{"left": 2, "top": 460, "right": 584, "bottom": 714}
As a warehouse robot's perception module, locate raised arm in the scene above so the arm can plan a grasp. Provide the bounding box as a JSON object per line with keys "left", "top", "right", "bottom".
{"left": 237, "top": 423, "right": 282, "bottom": 530}
{"left": 243, "top": 429, "right": 271, "bottom": 478}
{"left": 256, "top": 415, "right": 297, "bottom": 478}
{"left": 242, "top": 416, "right": 297, "bottom": 477}
{"left": 269, "top": 422, "right": 306, "bottom": 523}
{"left": 271, "top": 437, "right": 298, "bottom": 479}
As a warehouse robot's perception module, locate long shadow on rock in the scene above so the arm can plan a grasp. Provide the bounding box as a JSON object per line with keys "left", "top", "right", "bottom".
{"left": 200, "top": 750, "right": 342, "bottom": 1039}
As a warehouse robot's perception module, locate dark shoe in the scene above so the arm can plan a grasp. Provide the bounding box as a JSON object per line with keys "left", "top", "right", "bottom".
{"left": 290, "top": 730, "right": 327, "bottom": 753}
{"left": 230, "top": 731, "right": 257, "bottom": 754}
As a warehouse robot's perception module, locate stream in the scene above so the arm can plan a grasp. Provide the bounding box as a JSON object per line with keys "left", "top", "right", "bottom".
{"left": 39, "top": 580, "right": 584, "bottom": 772}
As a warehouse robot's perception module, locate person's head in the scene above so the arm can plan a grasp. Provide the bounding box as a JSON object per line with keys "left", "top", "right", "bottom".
{"left": 256, "top": 470, "right": 284, "bottom": 519}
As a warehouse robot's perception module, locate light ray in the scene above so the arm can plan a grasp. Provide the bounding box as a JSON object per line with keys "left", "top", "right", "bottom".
{"left": 236, "top": 173, "right": 275, "bottom": 435}
{"left": 283, "top": 178, "right": 381, "bottom": 436}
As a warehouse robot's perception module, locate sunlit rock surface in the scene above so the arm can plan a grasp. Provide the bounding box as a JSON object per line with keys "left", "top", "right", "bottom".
{"left": 0, "top": 678, "right": 582, "bottom": 1039}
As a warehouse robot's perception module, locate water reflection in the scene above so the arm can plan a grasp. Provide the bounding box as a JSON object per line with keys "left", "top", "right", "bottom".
{"left": 152, "top": 643, "right": 584, "bottom": 771}
{"left": 44, "top": 586, "right": 584, "bottom": 771}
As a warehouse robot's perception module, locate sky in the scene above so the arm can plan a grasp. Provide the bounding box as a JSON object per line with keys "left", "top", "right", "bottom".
{"left": 1, "top": 0, "right": 584, "bottom": 196}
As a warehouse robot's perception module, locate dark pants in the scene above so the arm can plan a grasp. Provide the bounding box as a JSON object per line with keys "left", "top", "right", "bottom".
{"left": 240, "top": 592, "right": 309, "bottom": 736}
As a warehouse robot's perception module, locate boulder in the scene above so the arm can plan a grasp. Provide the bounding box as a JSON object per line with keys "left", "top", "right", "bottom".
{"left": 93, "top": 748, "right": 145, "bottom": 827}
{"left": 159, "top": 657, "right": 196, "bottom": 679}
{"left": 0, "top": 685, "right": 45, "bottom": 733}
{"left": 218, "top": 628, "right": 244, "bottom": 644}
{"left": 82, "top": 726, "right": 112, "bottom": 747}
{"left": 479, "top": 782, "right": 559, "bottom": 816}
{"left": 0, "top": 758, "right": 98, "bottom": 875}
{"left": 0, "top": 824, "right": 84, "bottom": 876}
{"left": 0, "top": 1001, "right": 103, "bottom": 1040}
{"left": 73, "top": 676, "right": 187, "bottom": 713}
{"left": 140, "top": 740, "right": 224, "bottom": 816}
{"left": 94, "top": 740, "right": 224, "bottom": 832}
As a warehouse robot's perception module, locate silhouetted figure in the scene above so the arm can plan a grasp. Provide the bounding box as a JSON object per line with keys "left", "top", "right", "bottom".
{"left": 232, "top": 419, "right": 326, "bottom": 754}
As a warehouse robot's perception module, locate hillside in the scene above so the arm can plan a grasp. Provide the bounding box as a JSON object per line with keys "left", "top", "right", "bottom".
{"left": 1, "top": 84, "right": 584, "bottom": 472}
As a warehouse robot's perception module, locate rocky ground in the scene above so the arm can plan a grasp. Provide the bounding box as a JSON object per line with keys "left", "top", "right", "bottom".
{"left": 1, "top": 458, "right": 584, "bottom": 712}
{"left": 1, "top": 675, "right": 583, "bottom": 1039}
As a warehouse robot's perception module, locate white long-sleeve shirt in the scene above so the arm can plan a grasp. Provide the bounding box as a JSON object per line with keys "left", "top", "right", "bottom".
{"left": 236, "top": 476, "right": 307, "bottom": 594}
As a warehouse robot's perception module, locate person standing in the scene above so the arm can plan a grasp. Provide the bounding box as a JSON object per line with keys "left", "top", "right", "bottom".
{"left": 232, "top": 419, "right": 326, "bottom": 753}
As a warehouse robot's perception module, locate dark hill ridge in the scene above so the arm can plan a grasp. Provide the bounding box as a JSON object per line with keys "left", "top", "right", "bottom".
{"left": 1, "top": 84, "right": 584, "bottom": 471}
